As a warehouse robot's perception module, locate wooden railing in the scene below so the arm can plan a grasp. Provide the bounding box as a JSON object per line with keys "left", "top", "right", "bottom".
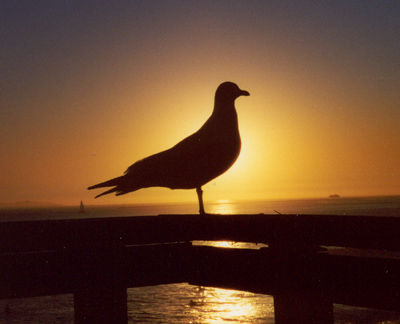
{"left": 1, "top": 214, "right": 399, "bottom": 323}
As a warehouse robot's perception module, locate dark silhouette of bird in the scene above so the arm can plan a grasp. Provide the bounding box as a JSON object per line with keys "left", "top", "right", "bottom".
{"left": 88, "top": 82, "right": 249, "bottom": 214}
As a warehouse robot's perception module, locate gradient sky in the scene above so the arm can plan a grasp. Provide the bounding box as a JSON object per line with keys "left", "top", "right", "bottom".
{"left": 1, "top": 1, "right": 399, "bottom": 206}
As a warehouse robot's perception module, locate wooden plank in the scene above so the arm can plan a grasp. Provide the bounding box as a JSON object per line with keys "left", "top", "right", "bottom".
{"left": 1, "top": 244, "right": 400, "bottom": 311}
{"left": 0, "top": 214, "right": 400, "bottom": 253}
{"left": 0, "top": 243, "right": 191, "bottom": 299}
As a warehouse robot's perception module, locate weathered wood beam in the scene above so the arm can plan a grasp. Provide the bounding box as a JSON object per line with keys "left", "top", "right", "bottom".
{"left": 1, "top": 214, "right": 400, "bottom": 253}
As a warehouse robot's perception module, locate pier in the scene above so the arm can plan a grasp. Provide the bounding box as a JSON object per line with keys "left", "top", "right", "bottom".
{"left": 0, "top": 214, "right": 400, "bottom": 323}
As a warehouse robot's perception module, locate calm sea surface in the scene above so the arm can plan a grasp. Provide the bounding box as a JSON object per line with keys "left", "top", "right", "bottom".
{"left": 0, "top": 196, "right": 399, "bottom": 323}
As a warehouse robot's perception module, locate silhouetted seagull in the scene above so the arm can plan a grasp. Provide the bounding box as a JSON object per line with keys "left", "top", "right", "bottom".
{"left": 88, "top": 82, "right": 249, "bottom": 215}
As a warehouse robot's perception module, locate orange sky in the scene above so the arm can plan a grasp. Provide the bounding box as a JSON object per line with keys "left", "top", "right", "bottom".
{"left": 1, "top": 1, "right": 399, "bottom": 206}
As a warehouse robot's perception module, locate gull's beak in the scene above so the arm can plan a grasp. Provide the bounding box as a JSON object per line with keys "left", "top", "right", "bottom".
{"left": 240, "top": 90, "right": 250, "bottom": 96}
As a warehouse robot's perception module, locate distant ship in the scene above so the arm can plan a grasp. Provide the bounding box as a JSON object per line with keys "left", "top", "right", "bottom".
{"left": 79, "top": 200, "right": 85, "bottom": 213}
{"left": 329, "top": 194, "right": 340, "bottom": 199}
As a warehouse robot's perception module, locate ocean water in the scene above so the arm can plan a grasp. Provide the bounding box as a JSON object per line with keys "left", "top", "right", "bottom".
{"left": 0, "top": 196, "right": 400, "bottom": 323}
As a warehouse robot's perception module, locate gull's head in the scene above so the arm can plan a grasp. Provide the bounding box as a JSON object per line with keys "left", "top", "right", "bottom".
{"left": 215, "top": 82, "right": 250, "bottom": 103}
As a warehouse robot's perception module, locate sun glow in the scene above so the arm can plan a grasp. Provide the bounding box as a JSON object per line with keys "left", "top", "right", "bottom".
{"left": 2, "top": 2, "right": 399, "bottom": 206}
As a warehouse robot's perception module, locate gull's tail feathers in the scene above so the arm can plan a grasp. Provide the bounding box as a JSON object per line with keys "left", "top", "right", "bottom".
{"left": 94, "top": 187, "right": 118, "bottom": 198}
{"left": 88, "top": 176, "right": 124, "bottom": 198}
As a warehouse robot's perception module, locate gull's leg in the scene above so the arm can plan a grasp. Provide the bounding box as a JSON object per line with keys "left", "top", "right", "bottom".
{"left": 196, "top": 187, "right": 205, "bottom": 215}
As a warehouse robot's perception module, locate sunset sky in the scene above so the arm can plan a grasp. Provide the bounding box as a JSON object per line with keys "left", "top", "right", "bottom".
{"left": 1, "top": 1, "right": 399, "bottom": 206}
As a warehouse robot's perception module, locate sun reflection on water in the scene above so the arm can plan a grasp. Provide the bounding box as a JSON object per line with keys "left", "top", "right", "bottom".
{"left": 128, "top": 283, "right": 275, "bottom": 323}
{"left": 185, "top": 285, "right": 274, "bottom": 324}
{"left": 207, "top": 200, "right": 239, "bottom": 214}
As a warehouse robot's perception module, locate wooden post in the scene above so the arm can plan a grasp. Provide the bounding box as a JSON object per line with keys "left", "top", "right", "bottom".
{"left": 74, "top": 286, "right": 127, "bottom": 324}
{"left": 71, "top": 243, "right": 128, "bottom": 324}
{"left": 274, "top": 292, "right": 333, "bottom": 324}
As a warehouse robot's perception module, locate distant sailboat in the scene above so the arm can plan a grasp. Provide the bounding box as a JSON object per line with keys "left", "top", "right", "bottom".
{"left": 79, "top": 200, "right": 85, "bottom": 213}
